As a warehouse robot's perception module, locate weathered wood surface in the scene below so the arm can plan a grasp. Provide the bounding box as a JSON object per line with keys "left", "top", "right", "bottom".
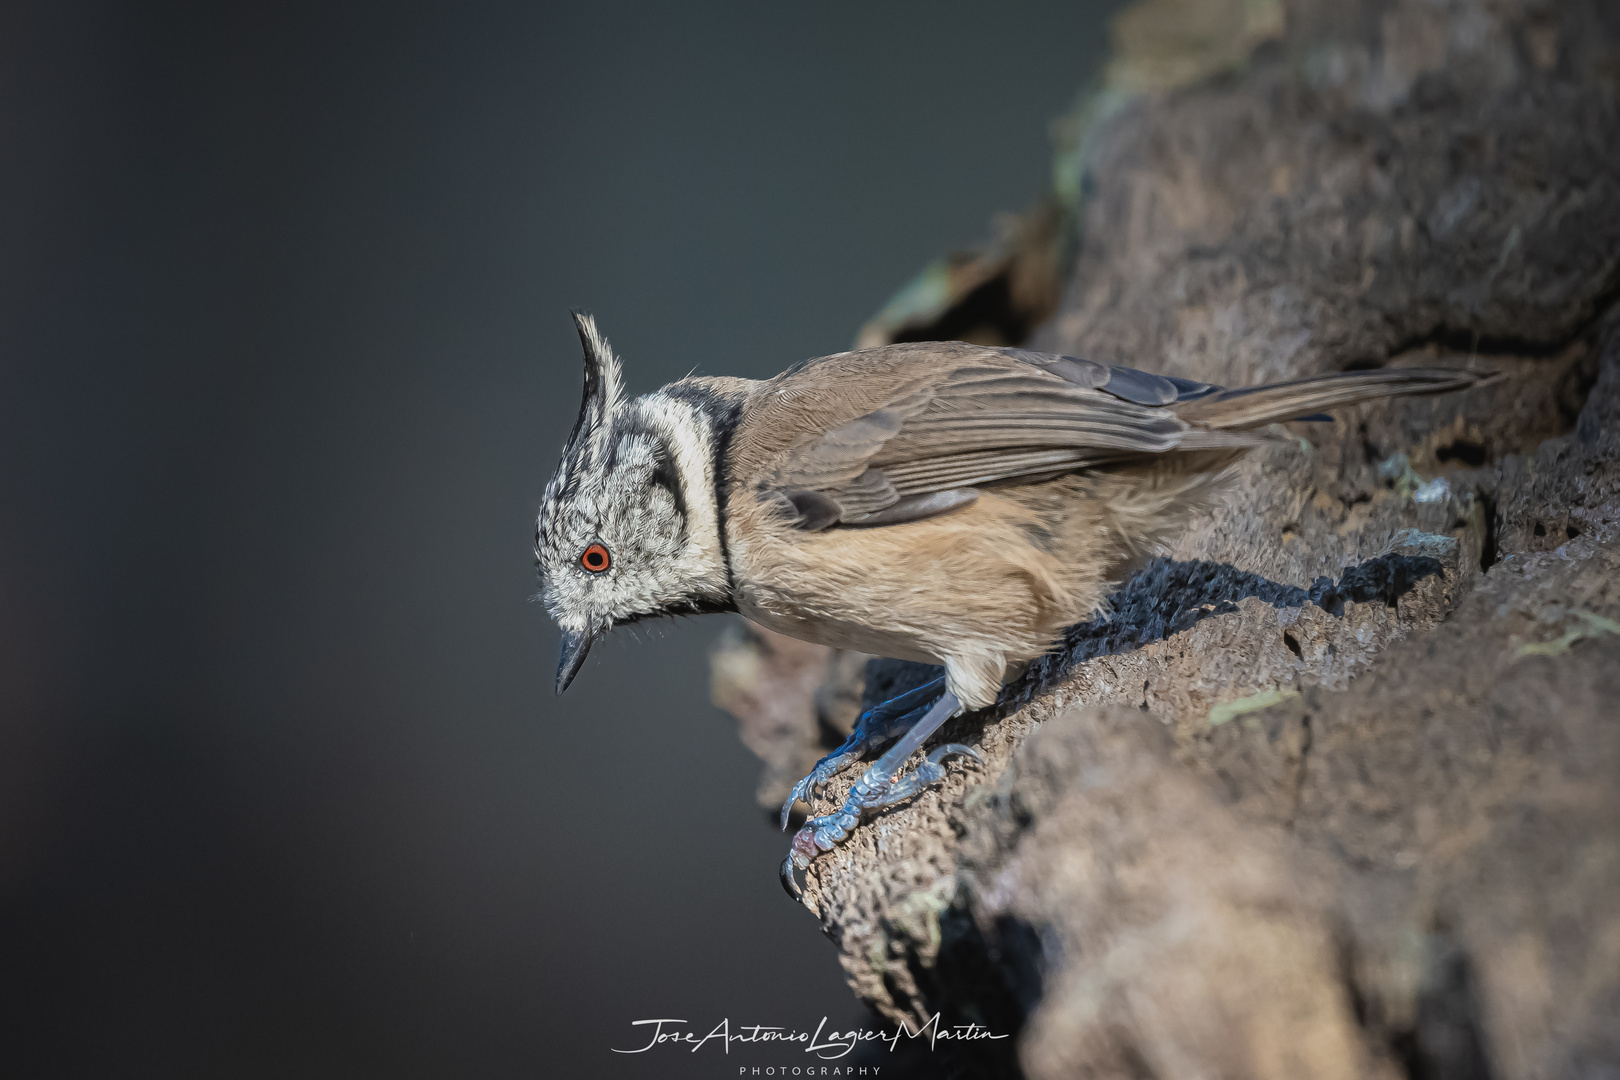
{"left": 713, "top": 1, "right": 1620, "bottom": 1075}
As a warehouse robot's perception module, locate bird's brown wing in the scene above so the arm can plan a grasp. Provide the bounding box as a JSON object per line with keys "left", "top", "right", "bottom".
{"left": 741, "top": 342, "right": 1255, "bottom": 531}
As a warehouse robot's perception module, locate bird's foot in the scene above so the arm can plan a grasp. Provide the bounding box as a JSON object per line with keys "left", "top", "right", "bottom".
{"left": 790, "top": 742, "right": 982, "bottom": 859}
{"left": 780, "top": 689, "right": 979, "bottom": 901}
{"left": 778, "top": 676, "right": 945, "bottom": 829}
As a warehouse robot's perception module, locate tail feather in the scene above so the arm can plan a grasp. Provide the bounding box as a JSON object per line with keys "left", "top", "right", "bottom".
{"left": 1175, "top": 368, "right": 1487, "bottom": 430}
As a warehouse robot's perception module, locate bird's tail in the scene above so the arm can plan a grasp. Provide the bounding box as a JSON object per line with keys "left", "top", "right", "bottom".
{"left": 1175, "top": 367, "right": 1489, "bottom": 430}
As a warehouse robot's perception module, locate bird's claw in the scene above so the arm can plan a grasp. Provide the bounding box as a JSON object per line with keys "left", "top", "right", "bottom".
{"left": 779, "top": 749, "right": 862, "bottom": 830}
{"left": 777, "top": 678, "right": 945, "bottom": 830}
{"left": 780, "top": 740, "right": 981, "bottom": 902}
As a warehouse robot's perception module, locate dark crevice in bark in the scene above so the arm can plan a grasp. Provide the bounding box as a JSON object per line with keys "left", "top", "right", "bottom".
{"left": 888, "top": 274, "right": 1033, "bottom": 351}
{"left": 1379, "top": 264, "right": 1620, "bottom": 367}
{"left": 1477, "top": 489, "right": 1500, "bottom": 571}
{"left": 850, "top": 907, "right": 1037, "bottom": 1080}
{"left": 1288, "top": 709, "right": 1313, "bottom": 829}
{"left": 1394, "top": 932, "right": 1497, "bottom": 1080}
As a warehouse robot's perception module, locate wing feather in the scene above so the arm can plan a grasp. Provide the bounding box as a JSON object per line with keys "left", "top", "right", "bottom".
{"left": 758, "top": 346, "right": 1239, "bottom": 529}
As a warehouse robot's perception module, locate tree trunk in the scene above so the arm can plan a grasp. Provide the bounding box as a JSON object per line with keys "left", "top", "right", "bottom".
{"left": 714, "top": 1, "right": 1620, "bottom": 1076}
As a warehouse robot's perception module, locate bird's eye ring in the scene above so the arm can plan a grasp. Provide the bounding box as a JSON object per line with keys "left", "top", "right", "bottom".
{"left": 580, "top": 543, "right": 611, "bottom": 574}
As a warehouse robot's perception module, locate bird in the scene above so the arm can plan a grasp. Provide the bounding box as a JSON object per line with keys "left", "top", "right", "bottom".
{"left": 533, "top": 312, "right": 1484, "bottom": 898}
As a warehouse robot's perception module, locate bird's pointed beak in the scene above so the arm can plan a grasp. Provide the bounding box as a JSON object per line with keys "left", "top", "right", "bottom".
{"left": 555, "top": 627, "right": 598, "bottom": 695}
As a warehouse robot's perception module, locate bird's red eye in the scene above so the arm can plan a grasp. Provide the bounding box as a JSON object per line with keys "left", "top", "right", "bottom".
{"left": 580, "top": 543, "right": 611, "bottom": 573}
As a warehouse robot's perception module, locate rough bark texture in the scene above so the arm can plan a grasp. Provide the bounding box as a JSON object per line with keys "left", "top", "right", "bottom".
{"left": 716, "top": 1, "right": 1620, "bottom": 1076}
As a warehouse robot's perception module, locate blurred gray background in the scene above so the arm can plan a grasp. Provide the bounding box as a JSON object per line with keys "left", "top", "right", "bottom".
{"left": 0, "top": 2, "right": 1119, "bottom": 1076}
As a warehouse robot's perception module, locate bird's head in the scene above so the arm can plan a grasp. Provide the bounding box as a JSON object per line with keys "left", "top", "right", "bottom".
{"left": 535, "top": 313, "right": 732, "bottom": 693}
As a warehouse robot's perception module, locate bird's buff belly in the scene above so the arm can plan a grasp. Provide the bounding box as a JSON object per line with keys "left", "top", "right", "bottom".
{"left": 734, "top": 592, "right": 943, "bottom": 665}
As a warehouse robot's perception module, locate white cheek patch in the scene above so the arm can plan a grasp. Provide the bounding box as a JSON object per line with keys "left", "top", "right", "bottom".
{"left": 630, "top": 397, "right": 725, "bottom": 587}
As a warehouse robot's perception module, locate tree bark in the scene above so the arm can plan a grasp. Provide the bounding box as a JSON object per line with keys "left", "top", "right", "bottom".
{"left": 716, "top": 1, "right": 1620, "bottom": 1076}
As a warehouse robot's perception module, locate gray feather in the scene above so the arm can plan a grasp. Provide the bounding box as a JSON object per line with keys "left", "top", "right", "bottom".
{"left": 830, "top": 468, "right": 899, "bottom": 518}
{"left": 845, "top": 489, "right": 980, "bottom": 527}
{"left": 1097, "top": 364, "right": 1181, "bottom": 406}
{"left": 995, "top": 348, "right": 1111, "bottom": 388}
{"left": 1176, "top": 368, "right": 1485, "bottom": 429}
{"left": 781, "top": 488, "right": 842, "bottom": 531}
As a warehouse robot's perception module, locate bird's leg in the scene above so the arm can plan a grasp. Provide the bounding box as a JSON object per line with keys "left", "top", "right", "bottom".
{"left": 782, "top": 691, "right": 980, "bottom": 900}
{"left": 778, "top": 675, "right": 947, "bottom": 829}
